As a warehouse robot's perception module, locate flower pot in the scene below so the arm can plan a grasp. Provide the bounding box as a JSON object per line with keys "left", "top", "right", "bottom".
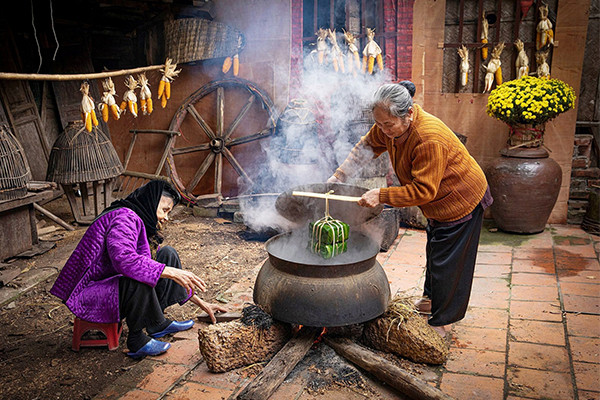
{"left": 486, "top": 146, "right": 561, "bottom": 234}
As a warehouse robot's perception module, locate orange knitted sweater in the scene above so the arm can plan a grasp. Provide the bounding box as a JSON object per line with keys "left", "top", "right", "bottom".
{"left": 334, "top": 105, "right": 488, "bottom": 222}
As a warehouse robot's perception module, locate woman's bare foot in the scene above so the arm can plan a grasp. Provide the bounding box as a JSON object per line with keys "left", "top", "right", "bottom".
{"left": 414, "top": 297, "right": 432, "bottom": 315}
{"left": 431, "top": 324, "right": 452, "bottom": 339}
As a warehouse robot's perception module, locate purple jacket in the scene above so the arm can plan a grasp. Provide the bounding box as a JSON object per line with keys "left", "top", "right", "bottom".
{"left": 50, "top": 208, "right": 165, "bottom": 323}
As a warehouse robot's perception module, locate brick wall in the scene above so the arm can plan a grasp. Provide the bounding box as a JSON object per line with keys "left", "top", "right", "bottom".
{"left": 290, "top": 0, "right": 303, "bottom": 98}
{"left": 383, "top": 0, "right": 414, "bottom": 81}
{"left": 568, "top": 133, "right": 599, "bottom": 224}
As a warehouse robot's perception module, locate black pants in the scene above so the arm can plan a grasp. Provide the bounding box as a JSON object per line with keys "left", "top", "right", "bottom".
{"left": 118, "top": 246, "right": 188, "bottom": 334}
{"left": 423, "top": 204, "right": 484, "bottom": 327}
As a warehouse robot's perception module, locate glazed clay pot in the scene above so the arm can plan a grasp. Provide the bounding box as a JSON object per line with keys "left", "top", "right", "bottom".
{"left": 486, "top": 146, "right": 562, "bottom": 234}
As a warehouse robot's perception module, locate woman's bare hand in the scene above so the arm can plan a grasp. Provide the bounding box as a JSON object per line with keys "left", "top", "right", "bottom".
{"left": 327, "top": 175, "right": 341, "bottom": 184}
{"left": 191, "top": 295, "right": 227, "bottom": 324}
{"left": 161, "top": 266, "right": 207, "bottom": 294}
{"left": 358, "top": 188, "right": 381, "bottom": 208}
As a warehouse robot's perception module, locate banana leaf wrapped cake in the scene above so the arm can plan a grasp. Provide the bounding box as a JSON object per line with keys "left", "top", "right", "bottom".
{"left": 309, "top": 216, "right": 349, "bottom": 259}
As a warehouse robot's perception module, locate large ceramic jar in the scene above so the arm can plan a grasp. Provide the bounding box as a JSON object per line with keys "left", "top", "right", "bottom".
{"left": 486, "top": 146, "right": 562, "bottom": 234}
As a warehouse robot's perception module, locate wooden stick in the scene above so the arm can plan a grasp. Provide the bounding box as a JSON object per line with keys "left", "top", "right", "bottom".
{"left": 323, "top": 337, "right": 454, "bottom": 400}
{"left": 292, "top": 191, "right": 361, "bottom": 202}
{"left": 236, "top": 327, "right": 319, "bottom": 400}
{"left": 33, "top": 203, "right": 75, "bottom": 231}
{"left": 0, "top": 64, "right": 164, "bottom": 81}
{"left": 196, "top": 311, "right": 242, "bottom": 323}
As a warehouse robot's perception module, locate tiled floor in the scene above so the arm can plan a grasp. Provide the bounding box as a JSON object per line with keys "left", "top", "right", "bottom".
{"left": 95, "top": 225, "right": 600, "bottom": 400}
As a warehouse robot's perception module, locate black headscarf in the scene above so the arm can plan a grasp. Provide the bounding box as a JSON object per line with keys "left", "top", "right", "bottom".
{"left": 100, "top": 180, "right": 180, "bottom": 244}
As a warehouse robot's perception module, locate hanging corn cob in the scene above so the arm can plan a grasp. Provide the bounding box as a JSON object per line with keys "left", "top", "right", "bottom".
{"left": 222, "top": 56, "right": 232, "bottom": 74}
{"left": 80, "top": 82, "right": 98, "bottom": 132}
{"left": 222, "top": 36, "right": 243, "bottom": 76}
{"left": 457, "top": 45, "right": 469, "bottom": 87}
{"left": 481, "top": 12, "right": 489, "bottom": 60}
{"left": 327, "top": 29, "right": 345, "bottom": 73}
{"left": 363, "top": 28, "right": 383, "bottom": 75}
{"left": 100, "top": 77, "right": 120, "bottom": 122}
{"left": 536, "top": 50, "right": 550, "bottom": 78}
{"left": 120, "top": 75, "right": 139, "bottom": 118}
{"left": 515, "top": 39, "right": 530, "bottom": 79}
{"left": 536, "top": 4, "right": 554, "bottom": 50}
{"left": 343, "top": 29, "right": 361, "bottom": 77}
{"left": 483, "top": 43, "right": 505, "bottom": 93}
{"left": 316, "top": 28, "right": 328, "bottom": 65}
{"left": 157, "top": 58, "right": 181, "bottom": 109}
{"left": 138, "top": 73, "right": 152, "bottom": 115}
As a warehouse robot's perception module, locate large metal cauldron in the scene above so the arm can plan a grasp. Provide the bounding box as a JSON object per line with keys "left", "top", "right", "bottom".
{"left": 253, "top": 183, "right": 390, "bottom": 327}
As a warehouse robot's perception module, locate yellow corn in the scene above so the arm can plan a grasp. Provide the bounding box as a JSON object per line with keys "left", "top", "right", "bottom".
{"left": 161, "top": 94, "right": 167, "bottom": 108}
{"left": 101, "top": 104, "right": 109, "bottom": 122}
{"left": 332, "top": 58, "right": 339, "bottom": 72}
{"left": 367, "top": 56, "right": 374, "bottom": 74}
{"left": 376, "top": 54, "right": 383, "bottom": 71}
{"left": 233, "top": 54, "right": 239, "bottom": 76}
{"left": 362, "top": 55, "right": 367, "bottom": 73}
{"left": 482, "top": 38, "right": 488, "bottom": 60}
{"left": 165, "top": 81, "right": 171, "bottom": 99}
{"left": 158, "top": 80, "right": 166, "bottom": 99}
{"left": 140, "top": 99, "right": 147, "bottom": 114}
{"left": 110, "top": 104, "right": 120, "bottom": 120}
{"left": 339, "top": 57, "right": 345, "bottom": 73}
{"left": 495, "top": 66, "right": 503, "bottom": 85}
{"left": 147, "top": 98, "right": 153, "bottom": 115}
{"left": 222, "top": 57, "right": 232, "bottom": 74}
{"left": 120, "top": 100, "right": 127, "bottom": 111}
{"left": 354, "top": 52, "right": 360, "bottom": 70}
{"left": 318, "top": 51, "right": 324, "bottom": 64}
{"left": 85, "top": 113, "right": 92, "bottom": 132}
{"left": 91, "top": 110, "right": 98, "bottom": 127}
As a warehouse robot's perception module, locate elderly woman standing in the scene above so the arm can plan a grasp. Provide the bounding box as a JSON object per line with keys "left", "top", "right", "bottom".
{"left": 51, "top": 180, "right": 226, "bottom": 358}
{"left": 329, "top": 83, "right": 492, "bottom": 338}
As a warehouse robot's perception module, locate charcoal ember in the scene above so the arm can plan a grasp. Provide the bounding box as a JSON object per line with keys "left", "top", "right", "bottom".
{"left": 241, "top": 304, "right": 273, "bottom": 330}
{"left": 361, "top": 297, "right": 449, "bottom": 365}
{"left": 325, "top": 324, "right": 364, "bottom": 339}
{"left": 198, "top": 320, "right": 291, "bottom": 373}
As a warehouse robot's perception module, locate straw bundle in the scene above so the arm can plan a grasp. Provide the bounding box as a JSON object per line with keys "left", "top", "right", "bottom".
{"left": 0, "top": 124, "right": 32, "bottom": 201}
{"left": 46, "top": 121, "right": 123, "bottom": 185}
{"left": 165, "top": 18, "right": 245, "bottom": 64}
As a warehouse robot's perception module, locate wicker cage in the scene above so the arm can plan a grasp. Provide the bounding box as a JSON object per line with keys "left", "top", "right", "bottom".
{"left": 0, "top": 124, "right": 32, "bottom": 201}
{"left": 165, "top": 18, "right": 245, "bottom": 64}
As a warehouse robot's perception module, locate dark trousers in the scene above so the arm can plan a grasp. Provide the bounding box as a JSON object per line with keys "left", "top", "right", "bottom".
{"left": 118, "top": 246, "right": 188, "bottom": 333}
{"left": 424, "top": 205, "right": 484, "bottom": 326}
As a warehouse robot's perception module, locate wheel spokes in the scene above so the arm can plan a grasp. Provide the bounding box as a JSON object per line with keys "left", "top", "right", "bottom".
{"left": 214, "top": 153, "right": 223, "bottom": 195}
{"left": 188, "top": 152, "right": 216, "bottom": 193}
{"left": 223, "top": 147, "right": 254, "bottom": 186}
{"left": 228, "top": 128, "right": 273, "bottom": 147}
{"left": 187, "top": 105, "right": 216, "bottom": 140}
{"left": 216, "top": 87, "right": 225, "bottom": 138}
{"left": 224, "top": 94, "right": 255, "bottom": 142}
{"left": 171, "top": 143, "right": 211, "bottom": 156}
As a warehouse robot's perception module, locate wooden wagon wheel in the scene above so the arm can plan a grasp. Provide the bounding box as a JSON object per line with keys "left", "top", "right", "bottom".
{"left": 166, "top": 78, "right": 277, "bottom": 203}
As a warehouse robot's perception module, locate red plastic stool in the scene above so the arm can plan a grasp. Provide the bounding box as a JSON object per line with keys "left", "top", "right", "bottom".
{"left": 72, "top": 317, "right": 122, "bottom": 351}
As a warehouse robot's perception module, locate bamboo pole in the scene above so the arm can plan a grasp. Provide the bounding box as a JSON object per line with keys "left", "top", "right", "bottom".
{"left": 0, "top": 65, "right": 163, "bottom": 81}
{"left": 292, "top": 191, "right": 361, "bottom": 202}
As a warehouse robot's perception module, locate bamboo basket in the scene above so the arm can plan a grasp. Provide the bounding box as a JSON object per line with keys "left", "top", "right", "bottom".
{"left": 165, "top": 18, "right": 245, "bottom": 64}
{"left": 46, "top": 121, "right": 123, "bottom": 224}
{"left": 0, "top": 124, "right": 32, "bottom": 201}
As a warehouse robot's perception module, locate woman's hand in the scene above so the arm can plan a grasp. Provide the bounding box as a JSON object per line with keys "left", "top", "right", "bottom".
{"left": 161, "top": 266, "right": 207, "bottom": 294}
{"left": 192, "top": 295, "right": 228, "bottom": 324}
{"left": 327, "top": 175, "right": 341, "bottom": 184}
{"left": 358, "top": 188, "right": 381, "bottom": 208}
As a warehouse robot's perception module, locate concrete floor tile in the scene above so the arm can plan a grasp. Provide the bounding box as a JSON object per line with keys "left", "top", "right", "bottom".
{"left": 451, "top": 326, "right": 507, "bottom": 352}
{"left": 563, "top": 294, "right": 600, "bottom": 314}
{"left": 511, "top": 273, "right": 557, "bottom": 286}
{"left": 507, "top": 367, "right": 574, "bottom": 399}
{"left": 566, "top": 313, "right": 600, "bottom": 338}
{"left": 476, "top": 251, "right": 512, "bottom": 265}
{"left": 478, "top": 244, "right": 514, "bottom": 252}
{"left": 445, "top": 348, "right": 505, "bottom": 377}
{"left": 569, "top": 337, "right": 600, "bottom": 363}
{"left": 577, "top": 390, "right": 600, "bottom": 400}
{"left": 187, "top": 363, "right": 242, "bottom": 390}
{"left": 470, "top": 277, "right": 510, "bottom": 308}
{"left": 440, "top": 373, "right": 504, "bottom": 400}
{"left": 136, "top": 363, "right": 188, "bottom": 394}
{"left": 555, "top": 245, "right": 598, "bottom": 259}
{"left": 573, "top": 361, "right": 600, "bottom": 392}
{"left": 153, "top": 339, "right": 203, "bottom": 366}
{"left": 474, "top": 263, "right": 510, "bottom": 278}
{"left": 511, "top": 285, "right": 559, "bottom": 302}
{"left": 556, "top": 256, "right": 600, "bottom": 272}
{"left": 513, "top": 248, "right": 554, "bottom": 261}
{"left": 509, "top": 320, "right": 565, "bottom": 346}
{"left": 166, "top": 381, "right": 232, "bottom": 400}
{"left": 388, "top": 251, "right": 426, "bottom": 267}
{"left": 508, "top": 342, "right": 570, "bottom": 372}
{"left": 512, "top": 258, "right": 556, "bottom": 274}
{"left": 118, "top": 389, "right": 161, "bottom": 400}
{"left": 458, "top": 307, "right": 509, "bottom": 329}
{"left": 510, "top": 300, "right": 562, "bottom": 322}
{"left": 560, "top": 282, "right": 600, "bottom": 297}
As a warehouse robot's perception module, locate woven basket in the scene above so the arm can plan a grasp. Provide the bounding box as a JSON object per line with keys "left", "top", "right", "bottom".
{"left": 0, "top": 124, "right": 32, "bottom": 201}
{"left": 46, "top": 121, "right": 123, "bottom": 185}
{"left": 165, "top": 18, "right": 245, "bottom": 64}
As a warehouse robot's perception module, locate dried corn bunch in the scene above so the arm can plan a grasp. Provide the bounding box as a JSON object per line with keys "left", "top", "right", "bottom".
{"left": 457, "top": 45, "right": 469, "bottom": 87}
{"left": 484, "top": 42, "right": 504, "bottom": 93}
{"left": 536, "top": 4, "right": 554, "bottom": 50}
{"left": 327, "top": 29, "right": 345, "bottom": 73}
{"left": 138, "top": 73, "right": 152, "bottom": 115}
{"left": 158, "top": 58, "right": 181, "bottom": 108}
{"left": 316, "top": 28, "right": 328, "bottom": 65}
{"left": 80, "top": 82, "right": 98, "bottom": 132}
{"left": 222, "top": 36, "right": 243, "bottom": 76}
{"left": 481, "top": 12, "right": 489, "bottom": 60}
{"left": 362, "top": 28, "right": 383, "bottom": 74}
{"left": 343, "top": 29, "right": 361, "bottom": 76}
{"left": 515, "top": 39, "right": 530, "bottom": 79}
{"left": 120, "top": 75, "right": 139, "bottom": 117}
{"left": 536, "top": 50, "right": 550, "bottom": 78}
{"left": 100, "top": 77, "right": 120, "bottom": 122}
